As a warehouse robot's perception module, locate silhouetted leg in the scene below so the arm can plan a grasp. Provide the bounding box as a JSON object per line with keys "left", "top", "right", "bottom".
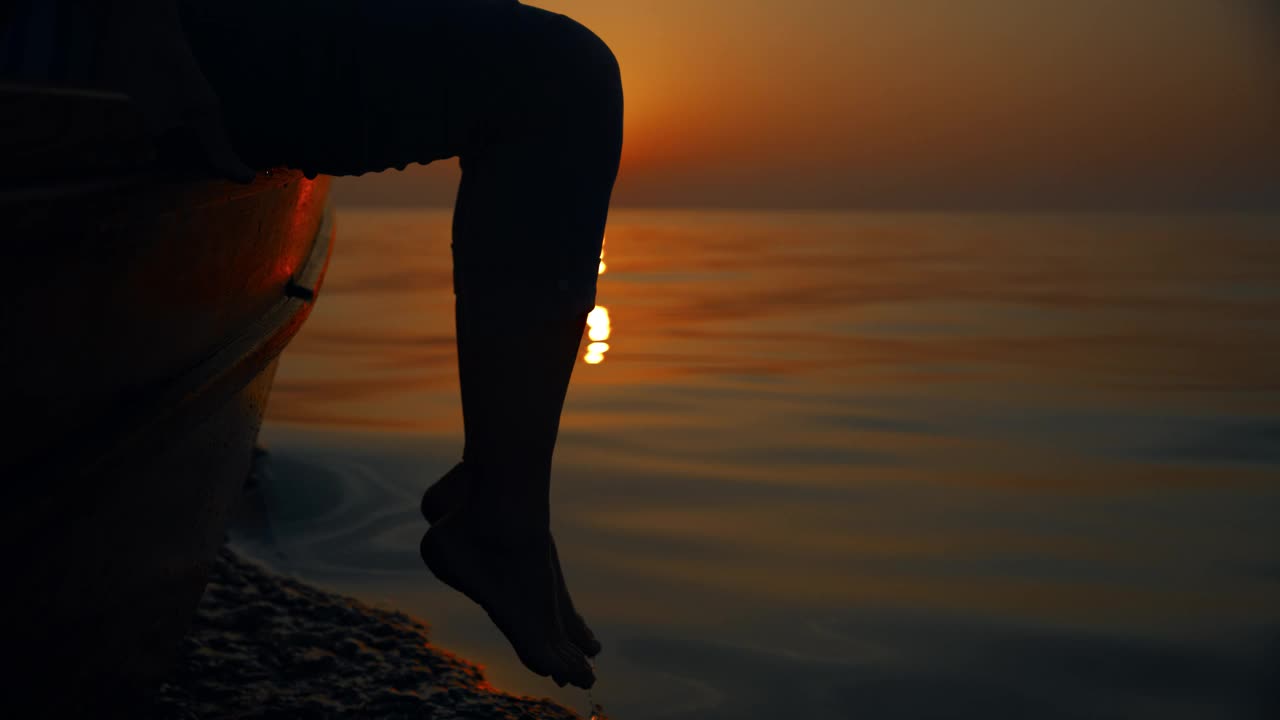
{"left": 181, "top": 0, "right": 620, "bottom": 689}
{"left": 420, "top": 5, "right": 621, "bottom": 689}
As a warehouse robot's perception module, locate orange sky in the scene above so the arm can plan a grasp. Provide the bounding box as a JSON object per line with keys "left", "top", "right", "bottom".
{"left": 336, "top": 0, "right": 1280, "bottom": 209}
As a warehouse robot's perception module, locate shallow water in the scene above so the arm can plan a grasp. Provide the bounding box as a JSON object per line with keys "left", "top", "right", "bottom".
{"left": 248, "top": 208, "right": 1280, "bottom": 719}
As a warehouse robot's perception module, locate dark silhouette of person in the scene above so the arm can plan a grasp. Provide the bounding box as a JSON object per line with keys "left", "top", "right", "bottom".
{"left": 2, "top": 0, "right": 621, "bottom": 690}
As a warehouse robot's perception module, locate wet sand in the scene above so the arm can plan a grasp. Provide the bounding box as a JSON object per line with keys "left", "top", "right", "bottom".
{"left": 148, "top": 547, "right": 585, "bottom": 720}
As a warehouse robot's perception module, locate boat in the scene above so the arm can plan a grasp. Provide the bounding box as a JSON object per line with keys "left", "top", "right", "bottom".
{"left": 0, "top": 85, "right": 334, "bottom": 714}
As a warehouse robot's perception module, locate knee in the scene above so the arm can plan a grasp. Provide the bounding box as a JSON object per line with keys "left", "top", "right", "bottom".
{"left": 554, "top": 13, "right": 623, "bottom": 115}
{"left": 514, "top": 7, "right": 623, "bottom": 139}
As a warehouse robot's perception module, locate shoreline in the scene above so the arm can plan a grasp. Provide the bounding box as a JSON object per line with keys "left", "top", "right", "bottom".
{"left": 148, "top": 547, "right": 584, "bottom": 720}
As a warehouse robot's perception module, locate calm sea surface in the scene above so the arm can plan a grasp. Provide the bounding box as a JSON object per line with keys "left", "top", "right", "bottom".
{"left": 244, "top": 209, "right": 1280, "bottom": 719}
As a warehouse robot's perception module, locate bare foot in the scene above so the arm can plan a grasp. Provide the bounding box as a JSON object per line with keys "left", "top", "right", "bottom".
{"left": 419, "top": 512, "right": 595, "bottom": 688}
{"left": 421, "top": 463, "right": 602, "bottom": 657}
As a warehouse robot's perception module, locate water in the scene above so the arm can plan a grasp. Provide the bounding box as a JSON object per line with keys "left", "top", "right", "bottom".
{"left": 247, "top": 208, "right": 1280, "bottom": 719}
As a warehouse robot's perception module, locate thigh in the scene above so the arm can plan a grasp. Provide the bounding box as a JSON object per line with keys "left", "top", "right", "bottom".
{"left": 180, "top": 0, "right": 521, "bottom": 176}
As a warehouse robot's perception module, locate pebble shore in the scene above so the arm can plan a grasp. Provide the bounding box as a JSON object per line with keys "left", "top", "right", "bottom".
{"left": 148, "top": 548, "right": 584, "bottom": 720}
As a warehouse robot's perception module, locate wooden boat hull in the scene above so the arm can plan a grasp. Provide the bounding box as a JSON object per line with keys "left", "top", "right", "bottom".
{"left": 0, "top": 165, "right": 333, "bottom": 713}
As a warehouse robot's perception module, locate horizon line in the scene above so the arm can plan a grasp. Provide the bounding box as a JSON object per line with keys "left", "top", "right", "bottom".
{"left": 330, "top": 201, "right": 1280, "bottom": 215}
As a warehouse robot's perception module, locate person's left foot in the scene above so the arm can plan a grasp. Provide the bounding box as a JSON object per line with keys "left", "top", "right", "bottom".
{"left": 421, "top": 463, "right": 603, "bottom": 658}
{"left": 420, "top": 514, "right": 594, "bottom": 688}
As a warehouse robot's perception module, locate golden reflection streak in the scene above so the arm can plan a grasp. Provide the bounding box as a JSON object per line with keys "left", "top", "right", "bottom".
{"left": 584, "top": 307, "right": 611, "bottom": 365}
{"left": 585, "top": 236, "right": 612, "bottom": 365}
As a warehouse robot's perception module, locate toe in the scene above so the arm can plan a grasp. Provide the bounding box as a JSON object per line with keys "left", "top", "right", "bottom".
{"left": 567, "top": 612, "right": 603, "bottom": 657}
{"left": 580, "top": 634, "right": 603, "bottom": 658}
{"left": 549, "top": 643, "right": 595, "bottom": 689}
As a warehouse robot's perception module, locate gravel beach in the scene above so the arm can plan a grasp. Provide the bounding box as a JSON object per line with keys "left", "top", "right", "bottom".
{"left": 148, "top": 547, "right": 588, "bottom": 720}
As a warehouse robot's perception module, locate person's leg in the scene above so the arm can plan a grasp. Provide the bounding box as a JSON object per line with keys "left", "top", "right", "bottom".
{"left": 181, "top": 0, "right": 621, "bottom": 689}
{"left": 422, "top": 463, "right": 603, "bottom": 658}
{"left": 420, "top": 3, "right": 622, "bottom": 689}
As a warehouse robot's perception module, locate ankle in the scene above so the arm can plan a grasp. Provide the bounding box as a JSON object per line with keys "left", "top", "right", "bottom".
{"left": 450, "top": 496, "right": 551, "bottom": 536}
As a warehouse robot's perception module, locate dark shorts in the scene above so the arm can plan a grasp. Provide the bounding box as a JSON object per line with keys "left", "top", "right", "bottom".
{"left": 182, "top": 0, "right": 622, "bottom": 311}
{"left": 180, "top": 0, "right": 524, "bottom": 177}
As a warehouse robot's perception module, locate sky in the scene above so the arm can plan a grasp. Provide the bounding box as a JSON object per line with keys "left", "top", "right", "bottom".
{"left": 335, "top": 0, "right": 1280, "bottom": 210}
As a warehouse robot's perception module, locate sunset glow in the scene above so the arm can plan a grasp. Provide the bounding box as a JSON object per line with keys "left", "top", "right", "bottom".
{"left": 336, "top": 1, "right": 1279, "bottom": 209}
{"left": 558, "top": 0, "right": 1280, "bottom": 209}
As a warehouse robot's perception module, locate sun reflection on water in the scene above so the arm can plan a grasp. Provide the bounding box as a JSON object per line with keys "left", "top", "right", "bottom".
{"left": 585, "top": 237, "right": 611, "bottom": 365}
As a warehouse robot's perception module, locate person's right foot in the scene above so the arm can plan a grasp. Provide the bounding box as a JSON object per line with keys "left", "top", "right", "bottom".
{"left": 421, "top": 463, "right": 603, "bottom": 657}
{"left": 420, "top": 511, "right": 595, "bottom": 689}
